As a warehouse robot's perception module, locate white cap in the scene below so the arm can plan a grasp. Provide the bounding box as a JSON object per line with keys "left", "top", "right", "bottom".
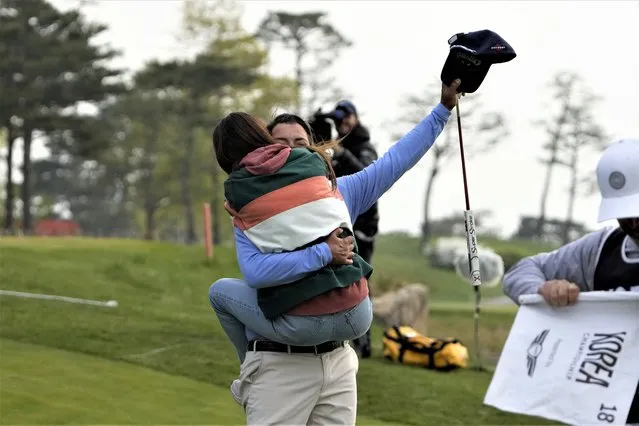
{"left": 596, "top": 139, "right": 639, "bottom": 222}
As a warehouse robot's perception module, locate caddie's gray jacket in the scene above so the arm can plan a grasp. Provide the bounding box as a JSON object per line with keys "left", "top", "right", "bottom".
{"left": 502, "top": 227, "right": 639, "bottom": 304}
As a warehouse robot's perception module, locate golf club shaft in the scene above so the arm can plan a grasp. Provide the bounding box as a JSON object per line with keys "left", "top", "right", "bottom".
{"left": 456, "top": 99, "right": 484, "bottom": 370}
{"left": 474, "top": 284, "right": 482, "bottom": 370}
{"left": 456, "top": 99, "right": 471, "bottom": 212}
{"left": 457, "top": 100, "right": 482, "bottom": 287}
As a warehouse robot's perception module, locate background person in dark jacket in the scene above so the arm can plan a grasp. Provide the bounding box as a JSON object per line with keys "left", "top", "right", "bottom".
{"left": 313, "top": 100, "right": 379, "bottom": 358}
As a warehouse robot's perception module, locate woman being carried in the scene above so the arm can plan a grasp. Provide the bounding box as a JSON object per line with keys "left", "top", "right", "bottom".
{"left": 213, "top": 114, "right": 374, "bottom": 350}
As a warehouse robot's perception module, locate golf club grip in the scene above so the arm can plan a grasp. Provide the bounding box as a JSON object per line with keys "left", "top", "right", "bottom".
{"left": 464, "top": 210, "right": 482, "bottom": 287}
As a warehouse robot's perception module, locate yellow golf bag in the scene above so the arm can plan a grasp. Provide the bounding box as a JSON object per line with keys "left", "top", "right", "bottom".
{"left": 382, "top": 325, "right": 469, "bottom": 371}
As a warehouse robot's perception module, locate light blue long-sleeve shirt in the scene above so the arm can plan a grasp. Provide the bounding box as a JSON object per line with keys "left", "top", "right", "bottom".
{"left": 233, "top": 103, "right": 451, "bottom": 288}
{"left": 502, "top": 227, "right": 639, "bottom": 304}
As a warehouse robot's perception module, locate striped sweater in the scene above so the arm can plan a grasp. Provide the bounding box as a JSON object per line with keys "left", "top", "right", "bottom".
{"left": 224, "top": 144, "right": 373, "bottom": 319}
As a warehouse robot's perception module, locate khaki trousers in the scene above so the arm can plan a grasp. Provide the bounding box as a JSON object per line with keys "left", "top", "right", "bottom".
{"left": 237, "top": 343, "right": 359, "bottom": 425}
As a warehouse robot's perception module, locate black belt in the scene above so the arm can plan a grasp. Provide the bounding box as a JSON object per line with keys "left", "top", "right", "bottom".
{"left": 247, "top": 340, "right": 345, "bottom": 355}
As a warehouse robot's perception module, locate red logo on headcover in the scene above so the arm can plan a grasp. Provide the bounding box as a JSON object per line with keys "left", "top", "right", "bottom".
{"left": 491, "top": 44, "right": 505, "bottom": 50}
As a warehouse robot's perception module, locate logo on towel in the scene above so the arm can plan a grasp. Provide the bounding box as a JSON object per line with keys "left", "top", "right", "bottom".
{"left": 526, "top": 329, "right": 550, "bottom": 377}
{"left": 568, "top": 332, "right": 627, "bottom": 388}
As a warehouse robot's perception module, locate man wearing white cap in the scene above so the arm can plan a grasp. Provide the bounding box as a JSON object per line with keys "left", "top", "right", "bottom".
{"left": 502, "top": 138, "right": 639, "bottom": 424}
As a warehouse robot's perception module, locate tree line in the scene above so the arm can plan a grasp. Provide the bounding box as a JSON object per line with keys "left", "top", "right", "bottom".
{"left": 0, "top": 0, "right": 608, "bottom": 246}
{"left": 394, "top": 73, "right": 607, "bottom": 248}
{"left": 0, "top": 0, "right": 350, "bottom": 243}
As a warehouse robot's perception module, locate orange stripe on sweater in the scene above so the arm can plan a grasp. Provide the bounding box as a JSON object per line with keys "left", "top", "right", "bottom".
{"left": 231, "top": 176, "right": 344, "bottom": 231}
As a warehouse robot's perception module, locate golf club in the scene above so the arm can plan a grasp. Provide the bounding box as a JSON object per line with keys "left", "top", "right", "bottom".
{"left": 455, "top": 96, "right": 485, "bottom": 372}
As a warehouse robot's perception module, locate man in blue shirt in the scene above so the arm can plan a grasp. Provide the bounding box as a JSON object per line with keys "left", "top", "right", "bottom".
{"left": 212, "top": 80, "right": 461, "bottom": 425}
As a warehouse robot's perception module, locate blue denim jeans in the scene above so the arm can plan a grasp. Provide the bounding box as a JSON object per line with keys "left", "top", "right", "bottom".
{"left": 209, "top": 278, "right": 373, "bottom": 363}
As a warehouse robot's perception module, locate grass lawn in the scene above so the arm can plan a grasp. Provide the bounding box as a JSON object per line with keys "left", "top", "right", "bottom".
{"left": 0, "top": 236, "right": 556, "bottom": 425}
{"left": 0, "top": 339, "right": 245, "bottom": 425}
{"left": 0, "top": 339, "right": 395, "bottom": 425}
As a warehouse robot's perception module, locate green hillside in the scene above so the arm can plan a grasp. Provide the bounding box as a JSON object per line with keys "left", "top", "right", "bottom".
{"left": 0, "top": 237, "right": 555, "bottom": 425}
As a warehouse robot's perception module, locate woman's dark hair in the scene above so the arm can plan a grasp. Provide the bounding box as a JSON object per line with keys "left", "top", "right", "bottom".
{"left": 267, "top": 113, "right": 315, "bottom": 144}
{"left": 213, "top": 112, "right": 273, "bottom": 174}
{"left": 213, "top": 111, "right": 339, "bottom": 189}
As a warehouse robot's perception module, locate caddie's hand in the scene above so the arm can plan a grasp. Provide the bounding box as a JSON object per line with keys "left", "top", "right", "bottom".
{"left": 441, "top": 79, "right": 461, "bottom": 110}
{"left": 538, "top": 279, "right": 580, "bottom": 307}
{"left": 327, "top": 228, "right": 354, "bottom": 265}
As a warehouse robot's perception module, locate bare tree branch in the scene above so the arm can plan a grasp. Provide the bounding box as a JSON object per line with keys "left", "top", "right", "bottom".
{"left": 255, "top": 12, "right": 351, "bottom": 115}
{"left": 391, "top": 81, "right": 508, "bottom": 245}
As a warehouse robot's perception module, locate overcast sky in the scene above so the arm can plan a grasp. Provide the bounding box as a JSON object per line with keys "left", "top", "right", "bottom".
{"left": 12, "top": 0, "right": 639, "bottom": 237}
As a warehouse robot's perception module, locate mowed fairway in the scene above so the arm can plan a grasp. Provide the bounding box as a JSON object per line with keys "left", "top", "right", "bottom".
{"left": 0, "top": 237, "right": 556, "bottom": 425}
{"left": 0, "top": 339, "right": 244, "bottom": 424}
